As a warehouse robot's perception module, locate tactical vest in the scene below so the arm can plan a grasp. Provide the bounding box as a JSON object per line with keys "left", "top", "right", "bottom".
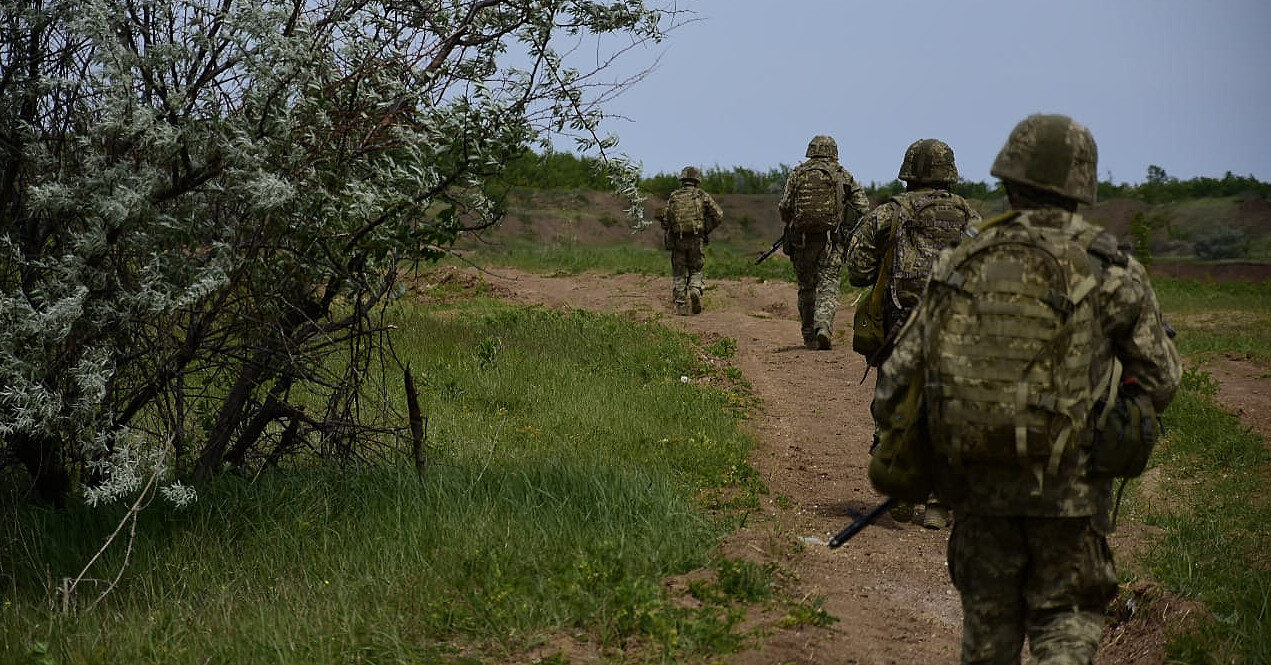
{"left": 886, "top": 192, "right": 975, "bottom": 315}
{"left": 665, "top": 187, "right": 706, "bottom": 235}
{"left": 789, "top": 163, "right": 844, "bottom": 232}
{"left": 923, "top": 211, "right": 1104, "bottom": 478}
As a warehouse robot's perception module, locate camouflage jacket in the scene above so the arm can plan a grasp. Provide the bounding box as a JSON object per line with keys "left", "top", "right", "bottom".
{"left": 777, "top": 158, "right": 871, "bottom": 229}
{"left": 658, "top": 184, "right": 724, "bottom": 235}
{"left": 846, "top": 188, "right": 981, "bottom": 288}
{"left": 874, "top": 209, "right": 1182, "bottom": 520}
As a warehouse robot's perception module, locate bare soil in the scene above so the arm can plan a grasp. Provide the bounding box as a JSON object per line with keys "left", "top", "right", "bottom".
{"left": 436, "top": 265, "right": 1258, "bottom": 665}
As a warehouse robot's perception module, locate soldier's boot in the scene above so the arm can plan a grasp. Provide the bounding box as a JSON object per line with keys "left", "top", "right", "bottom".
{"left": 689, "top": 288, "right": 703, "bottom": 314}
{"left": 889, "top": 501, "right": 914, "bottom": 524}
{"left": 815, "top": 326, "right": 833, "bottom": 350}
{"left": 922, "top": 502, "right": 950, "bottom": 530}
{"left": 675, "top": 301, "right": 690, "bottom": 316}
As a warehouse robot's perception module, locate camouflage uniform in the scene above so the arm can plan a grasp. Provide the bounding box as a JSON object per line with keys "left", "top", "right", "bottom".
{"left": 873, "top": 116, "right": 1182, "bottom": 665}
{"left": 848, "top": 139, "right": 979, "bottom": 527}
{"left": 848, "top": 139, "right": 981, "bottom": 337}
{"left": 779, "top": 136, "right": 871, "bottom": 348}
{"left": 659, "top": 167, "right": 724, "bottom": 314}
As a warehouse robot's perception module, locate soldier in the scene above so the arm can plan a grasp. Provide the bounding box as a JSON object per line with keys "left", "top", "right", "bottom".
{"left": 778, "top": 135, "right": 871, "bottom": 349}
{"left": 658, "top": 166, "right": 724, "bottom": 315}
{"left": 872, "top": 114, "right": 1181, "bottom": 665}
{"left": 847, "top": 138, "right": 981, "bottom": 529}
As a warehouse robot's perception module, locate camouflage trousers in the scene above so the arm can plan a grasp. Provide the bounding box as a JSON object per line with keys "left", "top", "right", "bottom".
{"left": 788, "top": 232, "right": 843, "bottom": 341}
{"left": 948, "top": 515, "right": 1118, "bottom": 665}
{"left": 667, "top": 233, "right": 705, "bottom": 306}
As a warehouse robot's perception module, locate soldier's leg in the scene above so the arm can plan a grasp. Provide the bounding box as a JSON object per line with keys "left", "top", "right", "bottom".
{"left": 789, "top": 245, "right": 817, "bottom": 345}
{"left": 1023, "top": 517, "right": 1118, "bottom": 665}
{"left": 687, "top": 238, "right": 705, "bottom": 314}
{"left": 811, "top": 238, "right": 843, "bottom": 349}
{"left": 670, "top": 242, "right": 689, "bottom": 313}
{"left": 949, "top": 515, "right": 1028, "bottom": 665}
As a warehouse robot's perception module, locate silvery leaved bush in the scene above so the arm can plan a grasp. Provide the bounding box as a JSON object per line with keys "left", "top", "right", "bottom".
{"left": 1, "top": 0, "right": 671, "bottom": 505}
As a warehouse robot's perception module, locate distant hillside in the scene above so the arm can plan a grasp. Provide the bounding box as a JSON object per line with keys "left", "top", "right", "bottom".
{"left": 467, "top": 186, "right": 1271, "bottom": 281}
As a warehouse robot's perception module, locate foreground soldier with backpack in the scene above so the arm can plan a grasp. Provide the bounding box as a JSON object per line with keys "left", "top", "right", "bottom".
{"left": 847, "top": 138, "right": 981, "bottom": 529}
{"left": 658, "top": 166, "right": 724, "bottom": 315}
{"left": 778, "top": 135, "right": 871, "bottom": 349}
{"left": 869, "top": 114, "right": 1181, "bottom": 665}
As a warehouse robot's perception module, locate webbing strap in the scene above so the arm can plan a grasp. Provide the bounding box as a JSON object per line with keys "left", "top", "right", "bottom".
{"left": 1096, "top": 358, "right": 1124, "bottom": 429}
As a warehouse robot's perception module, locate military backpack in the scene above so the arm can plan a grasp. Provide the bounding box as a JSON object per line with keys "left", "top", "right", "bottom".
{"left": 789, "top": 163, "right": 844, "bottom": 233}
{"left": 886, "top": 192, "right": 975, "bottom": 315}
{"left": 923, "top": 211, "right": 1103, "bottom": 477}
{"left": 665, "top": 187, "right": 706, "bottom": 235}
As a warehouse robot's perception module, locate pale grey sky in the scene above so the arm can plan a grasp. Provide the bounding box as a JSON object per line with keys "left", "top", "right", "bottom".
{"left": 589, "top": 0, "right": 1271, "bottom": 185}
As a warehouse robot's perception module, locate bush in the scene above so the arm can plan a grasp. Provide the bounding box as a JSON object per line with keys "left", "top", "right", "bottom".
{"left": 1193, "top": 228, "right": 1248, "bottom": 260}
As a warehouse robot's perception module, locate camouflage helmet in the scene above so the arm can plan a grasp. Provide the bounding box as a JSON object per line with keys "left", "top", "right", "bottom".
{"left": 805, "top": 135, "right": 838, "bottom": 160}
{"left": 679, "top": 166, "right": 701, "bottom": 183}
{"left": 990, "top": 114, "right": 1098, "bottom": 204}
{"left": 898, "top": 138, "right": 958, "bottom": 185}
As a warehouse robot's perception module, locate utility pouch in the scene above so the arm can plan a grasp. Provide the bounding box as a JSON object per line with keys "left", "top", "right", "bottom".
{"left": 868, "top": 370, "right": 935, "bottom": 502}
{"left": 1091, "top": 382, "right": 1159, "bottom": 478}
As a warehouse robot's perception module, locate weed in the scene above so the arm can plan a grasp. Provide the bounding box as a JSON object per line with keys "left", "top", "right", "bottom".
{"left": 778, "top": 596, "right": 838, "bottom": 629}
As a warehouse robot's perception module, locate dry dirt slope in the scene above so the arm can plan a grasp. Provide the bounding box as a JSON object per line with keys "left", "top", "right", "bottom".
{"left": 459, "top": 265, "right": 1267, "bottom": 665}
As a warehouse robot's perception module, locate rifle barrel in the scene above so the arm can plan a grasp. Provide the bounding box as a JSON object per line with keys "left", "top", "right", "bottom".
{"left": 828, "top": 498, "right": 897, "bottom": 549}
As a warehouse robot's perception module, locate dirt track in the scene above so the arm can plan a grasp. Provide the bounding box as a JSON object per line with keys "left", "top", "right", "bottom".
{"left": 473, "top": 266, "right": 1270, "bottom": 665}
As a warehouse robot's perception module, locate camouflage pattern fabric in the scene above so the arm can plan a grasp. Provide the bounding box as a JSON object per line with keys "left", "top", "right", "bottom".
{"left": 874, "top": 207, "right": 1180, "bottom": 665}
{"left": 666, "top": 234, "right": 705, "bottom": 307}
{"left": 876, "top": 209, "right": 1181, "bottom": 518}
{"left": 779, "top": 156, "right": 870, "bottom": 341}
{"left": 949, "top": 515, "right": 1116, "bottom": 665}
{"left": 659, "top": 183, "right": 723, "bottom": 309}
{"left": 778, "top": 158, "right": 870, "bottom": 227}
{"left": 787, "top": 232, "right": 845, "bottom": 342}
{"left": 847, "top": 188, "right": 980, "bottom": 331}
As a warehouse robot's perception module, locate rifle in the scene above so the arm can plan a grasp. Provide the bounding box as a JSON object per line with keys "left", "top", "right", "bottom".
{"left": 828, "top": 498, "right": 897, "bottom": 549}
{"left": 755, "top": 235, "right": 784, "bottom": 264}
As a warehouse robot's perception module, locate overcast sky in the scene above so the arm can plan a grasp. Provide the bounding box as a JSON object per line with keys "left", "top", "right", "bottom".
{"left": 585, "top": 0, "right": 1271, "bottom": 186}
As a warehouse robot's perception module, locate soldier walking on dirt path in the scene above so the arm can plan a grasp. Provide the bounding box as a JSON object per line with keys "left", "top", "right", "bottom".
{"left": 778, "top": 135, "right": 871, "bottom": 348}
{"left": 658, "top": 166, "right": 724, "bottom": 315}
{"left": 847, "top": 138, "right": 980, "bottom": 529}
{"left": 872, "top": 114, "right": 1181, "bottom": 665}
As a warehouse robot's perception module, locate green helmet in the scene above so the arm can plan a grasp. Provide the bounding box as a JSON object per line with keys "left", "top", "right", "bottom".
{"left": 990, "top": 114, "right": 1098, "bottom": 204}
{"left": 679, "top": 166, "right": 701, "bottom": 183}
{"left": 898, "top": 138, "right": 958, "bottom": 185}
{"left": 805, "top": 135, "right": 838, "bottom": 160}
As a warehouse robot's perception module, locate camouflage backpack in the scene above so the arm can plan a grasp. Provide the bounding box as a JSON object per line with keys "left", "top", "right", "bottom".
{"left": 789, "top": 163, "right": 844, "bottom": 232}
{"left": 665, "top": 187, "right": 706, "bottom": 235}
{"left": 922, "top": 211, "right": 1103, "bottom": 477}
{"left": 886, "top": 192, "right": 975, "bottom": 316}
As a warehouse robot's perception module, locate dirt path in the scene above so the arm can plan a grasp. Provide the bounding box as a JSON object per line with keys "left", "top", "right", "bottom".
{"left": 479, "top": 267, "right": 960, "bottom": 664}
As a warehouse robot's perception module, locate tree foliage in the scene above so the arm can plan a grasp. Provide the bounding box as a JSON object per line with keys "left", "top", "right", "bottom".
{"left": 0, "top": 0, "right": 671, "bottom": 503}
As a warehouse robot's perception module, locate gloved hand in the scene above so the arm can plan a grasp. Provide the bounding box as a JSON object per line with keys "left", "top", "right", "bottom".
{"left": 702, "top": 234, "right": 710, "bottom": 246}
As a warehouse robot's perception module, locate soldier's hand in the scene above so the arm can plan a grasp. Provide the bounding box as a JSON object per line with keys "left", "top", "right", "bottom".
{"left": 702, "top": 234, "right": 710, "bottom": 246}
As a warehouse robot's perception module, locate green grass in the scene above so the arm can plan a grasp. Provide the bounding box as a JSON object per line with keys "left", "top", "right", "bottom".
{"left": 1, "top": 300, "right": 764, "bottom": 664}
{"left": 1153, "top": 277, "right": 1271, "bottom": 362}
{"left": 1114, "top": 279, "right": 1271, "bottom": 663}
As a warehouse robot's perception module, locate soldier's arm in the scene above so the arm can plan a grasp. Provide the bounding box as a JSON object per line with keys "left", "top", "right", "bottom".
{"left": 777, "top": 167, "right": 797, "bottom": 224}
{"left": 704, "top": 192, "right": 724, "bottom": 234}
{"left": 844, "top": 172, "right": 872, "bottom": 218}
{"left": 846, "top": 205, "right": 892, "bottom": 287}
{"left": 1099, "top": 256, "right": 1183, "bottom": 412}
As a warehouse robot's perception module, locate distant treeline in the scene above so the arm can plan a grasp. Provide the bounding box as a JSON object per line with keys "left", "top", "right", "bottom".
{"left": 501, "top": 152, "right": 1270, "bottom": 203}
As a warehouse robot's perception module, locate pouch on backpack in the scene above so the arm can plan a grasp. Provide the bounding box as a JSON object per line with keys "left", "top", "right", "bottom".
{"left": 868, "top": 368, "right": 935, "bottom": 502}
